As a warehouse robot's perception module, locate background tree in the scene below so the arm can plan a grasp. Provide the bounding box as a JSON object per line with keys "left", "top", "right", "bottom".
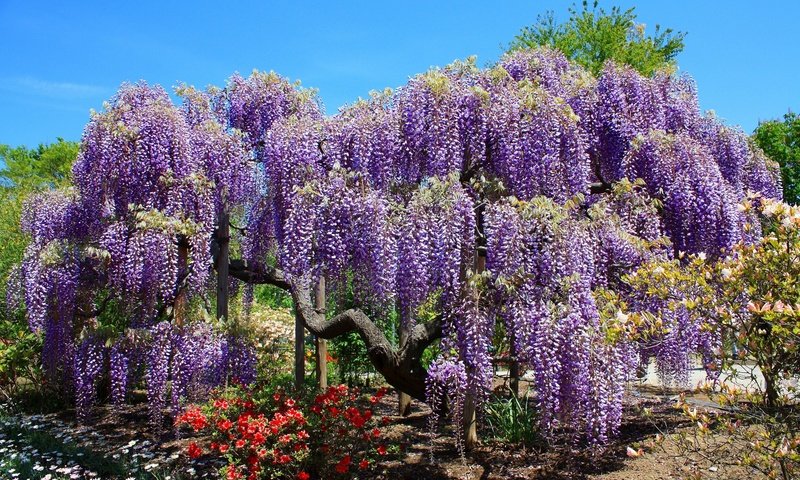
{"left": 0, "top": 139, "right": 78, "bottom": 309}
{"left": 508, "top": 1, "right": 685, "bottom": 76}
{"left": 753, "top": 112, "right": 800, "bottom": 204}
{"left": 0, "top": 139, "right": 77, "bottom": 189}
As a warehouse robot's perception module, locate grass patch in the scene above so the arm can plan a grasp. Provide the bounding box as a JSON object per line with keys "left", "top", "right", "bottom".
{"left": 483, "top": 392, "right": 546, "bottom": 447}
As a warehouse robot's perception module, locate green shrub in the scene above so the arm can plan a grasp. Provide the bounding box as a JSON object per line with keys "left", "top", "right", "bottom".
{"left": 483, "top": 392, "right": 544, "bottom": 447}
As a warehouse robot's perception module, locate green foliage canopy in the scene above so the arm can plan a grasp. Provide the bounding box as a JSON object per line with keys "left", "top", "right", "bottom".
{"left": 753, "top": 112, "right": 800, "bottom": 205}
{"left": 508, "top": 1, "right": 685, "bottom": 76}
{"left": 0, "top": 138, "right": 77, "bottom": 190}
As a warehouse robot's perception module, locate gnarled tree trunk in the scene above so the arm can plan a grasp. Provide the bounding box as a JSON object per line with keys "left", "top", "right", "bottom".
{"left": 222, "top": 254, "right": 442, "bottom": 401}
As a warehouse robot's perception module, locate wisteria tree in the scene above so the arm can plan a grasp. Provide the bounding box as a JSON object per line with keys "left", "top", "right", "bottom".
{"left": 14, "top": 48, "right": 781, "bottom": 445}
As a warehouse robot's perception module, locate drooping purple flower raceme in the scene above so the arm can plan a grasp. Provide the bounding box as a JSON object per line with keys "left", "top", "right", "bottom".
{"left": 73, "top": 333, "right": 106, "bottom": 421}
{"left": 109, "top": 339, "right": 134, "bottom": 408}
{"left": 146, "top": 321, "right": 173, "bottom": 427}
{"left": 484, "top": 76, "right": 590, "bottom": 203}
{"left": 396, "top": 175, "right": 476, "bottom": 328}
{"left": 221, "top": 334, "right": 258, "bottom": 386}
{"left": 426, "top": 358, "right": 468, "bottom": 456}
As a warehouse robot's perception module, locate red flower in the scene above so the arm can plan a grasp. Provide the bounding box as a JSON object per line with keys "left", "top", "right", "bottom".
{"left": 376, "top": 445, "right": 387, "bottom": 455}
{"left": 294, "top": 442, "right": 308, "bottom": 452}
{"left": 297, "top": 472, "right": 310, "bottom": 480}
{"left": 235, "top": 439, "right": 247, "bottom": 449}
{"left": 278, "top": 434, "right": 292, "bottom": 444}
{"left": 219, "top": 444, "right": 230, "bottom": 453}
{"left": 297, "top": 430, "right": 309, "bottom": 440}
{"left": 285, "top": 398, "right": 296, "bottom": 408}
{"left": 278, "top": 454, "right": 292, "bottom": 464}
{"left": 372, "top": 428, "right": 380, "bottom": 438}
{"left": 226, "top": 465, "right": 242, "bottom": 480}
{"left": 359, "top": 459, "right": 370, "bottom": 470}
{"left": 335, "top": 454, "right": 351, "bottom": 473}
{"left": 218, "top": 419, "right": 233, "bottom": 431}
{"left": 350, "top": 415, "right": 366, "bottom": 428}
{"left": 187, "top": 442, "right": 202, "bottom": 459}
{"left": 177, "top": 407, "right": 209, "bottom": 431}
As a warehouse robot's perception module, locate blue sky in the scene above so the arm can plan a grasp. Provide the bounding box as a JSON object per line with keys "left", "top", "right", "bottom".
{"left": 0, "top": 0, "right": 797, "bottom": 148}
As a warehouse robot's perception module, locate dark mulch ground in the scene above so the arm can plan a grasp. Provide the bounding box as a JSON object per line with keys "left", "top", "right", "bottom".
{"left": 362, "top": 389, "right": 690, "bottom": 480}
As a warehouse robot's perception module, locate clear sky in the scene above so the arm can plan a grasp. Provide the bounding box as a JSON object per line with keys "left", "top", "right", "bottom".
{"left": 0, "top": 0, "right": 797, "bottom": 148}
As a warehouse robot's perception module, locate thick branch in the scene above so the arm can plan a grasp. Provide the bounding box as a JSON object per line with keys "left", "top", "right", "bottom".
{"left": 590, "top": 157, "right": 612, "bottom": 194}
{"left": 291, "top": 282, "right": 441, "bottom": 401}
{"left": 590, "top": 181, "right": 612, "bottom": 194}
{"left": 228, "top": 260, "right": 291, "bottom": 289}
{"left": 75, "top": 294, "right": 112, "bottom": 319}
{"left": 208, "top": 241, "right": 439, "bottom": 400}
{"left": 209, "top": 237, "right": 290, "bottom": 289}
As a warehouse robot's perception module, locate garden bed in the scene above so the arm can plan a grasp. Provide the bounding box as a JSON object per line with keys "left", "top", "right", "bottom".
{"left": 0, "top": 385, "right": 737, "bottom": 480}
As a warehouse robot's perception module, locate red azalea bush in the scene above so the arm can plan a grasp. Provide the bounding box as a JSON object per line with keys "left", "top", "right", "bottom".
{"left": 176, "top": 384, "right": 392, "bottom": 479}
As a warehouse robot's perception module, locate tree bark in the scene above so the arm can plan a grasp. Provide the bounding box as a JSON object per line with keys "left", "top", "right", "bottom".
{"left": 314, "top": 277, "right": 327, "bottom": 390}
{"left": 291, "top": 280, "right": 440, "bottom": 401}
{"left": 210, "top": 256, "right": 442, "bottom": 402}
{"left": 509, "top": 334, "right": 520, "bottom": 397}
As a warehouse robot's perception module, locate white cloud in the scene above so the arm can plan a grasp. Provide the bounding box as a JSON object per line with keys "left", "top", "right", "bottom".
{"left": 0, "top": 76, "right": 108, "bottom": 99}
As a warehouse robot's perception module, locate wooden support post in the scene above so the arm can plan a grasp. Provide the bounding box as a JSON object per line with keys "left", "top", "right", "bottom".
{"left": 464, "top": 254, "right": 486, "bottom": 450}
{"left": 314, "top": 277, "right": 327, "bottom": 390}
{"left": 398, "top": 324, "right": 412, "bottom": 416}
{"left": 463, "top": 387, "right": 478, "bottom": 448}
{"left": 175, "top": 243, "right": 190, "bottom": 327}
{"left": 216, "top": 211, "right": 230, "bottom": 323}
{"left": 295, "top": 309, "right": 305, "bottom": 390}
{"left": 510, "top": 357, "right": 520, "bottom": 397}
{"left": 509, "top": 332, "right": 520, "bottom": 397}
